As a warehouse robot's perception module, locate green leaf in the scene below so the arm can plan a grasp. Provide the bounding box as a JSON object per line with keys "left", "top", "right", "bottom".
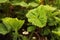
{"left": 19, "top": 1, "right": 28, "bottom": 7}
{"left": 0, "top": 23, "right": 8, "bottom": 35}
{"left": 45, "top": 6, "right": 57, "bottom": 26}
{"left": 26, "top": 5, "right": 56, "bottom": 28}
{"left": 54, "top": 17, "right": 60, "bottom": 24}
{"left": 2, "top": 18, "right": 11, "bottom": 31}
{"left": 52, "top": 10, "right": 60, "bottom": 16}
{"left": 0, "top": 0, "right": 8, "bottom": 3}
{"left": 40, "top": 27, "right": 50, "bottom": 35}
{"left": 54, "top": 0, "right": 60, "bottom": 9}
{"left": 52, "top": 27, "right": 60, "bottom": 36}
{"left": 26, "top": 5, "right": 47, "bottom": 28}
{"left": 27, "top": 26, "right": 36, "bottom": 32}
{"left": 2, "top": 17, "right": 24, "bottom": 31}
{"left": 10, "top": 1, "right": 28, "bottom": 7}
{"left": 55, "top": 17, "right": 60, "bottom": 21}
{"left": 10, "top": 0, "right": 39, "bottom": 8}
{"left": 35, "top": 0, "right": 41, "bottom": 3}
{"left": 44, "top": 5, "right": 56, "bottom": 12}
{"left": 28, "top": 2, "right": 39, "bottom": 7}
{"left": 47, "top": 17, "right": 57, "bottom": 26}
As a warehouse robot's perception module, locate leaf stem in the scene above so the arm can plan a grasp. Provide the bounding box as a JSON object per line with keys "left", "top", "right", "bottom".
{"left": 13, "top": 30, "right": 18, "bottom": 40}
{"left": 28, "top": 31, "right": 34, "bottom": 40}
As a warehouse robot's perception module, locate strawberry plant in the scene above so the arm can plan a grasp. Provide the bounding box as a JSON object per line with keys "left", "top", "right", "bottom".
{"left": 0, "top": 0, "right": 60, "bottom": 40}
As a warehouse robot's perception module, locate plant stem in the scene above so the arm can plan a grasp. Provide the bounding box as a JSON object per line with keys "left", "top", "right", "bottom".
{"left": 28, "top": 31, "right": 34, "bottom": 40}
{"left": 13, "top": 30, "right": 18, "bottom": 40}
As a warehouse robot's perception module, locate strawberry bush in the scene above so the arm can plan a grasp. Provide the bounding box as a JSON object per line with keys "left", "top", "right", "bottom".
{"left": 0, "top": 0, "right": 60, "bottom": 40}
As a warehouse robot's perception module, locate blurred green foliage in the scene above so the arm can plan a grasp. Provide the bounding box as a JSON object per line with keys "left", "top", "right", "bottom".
{"left": 0, "top": 0, "right": 60, "bottom": 40}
